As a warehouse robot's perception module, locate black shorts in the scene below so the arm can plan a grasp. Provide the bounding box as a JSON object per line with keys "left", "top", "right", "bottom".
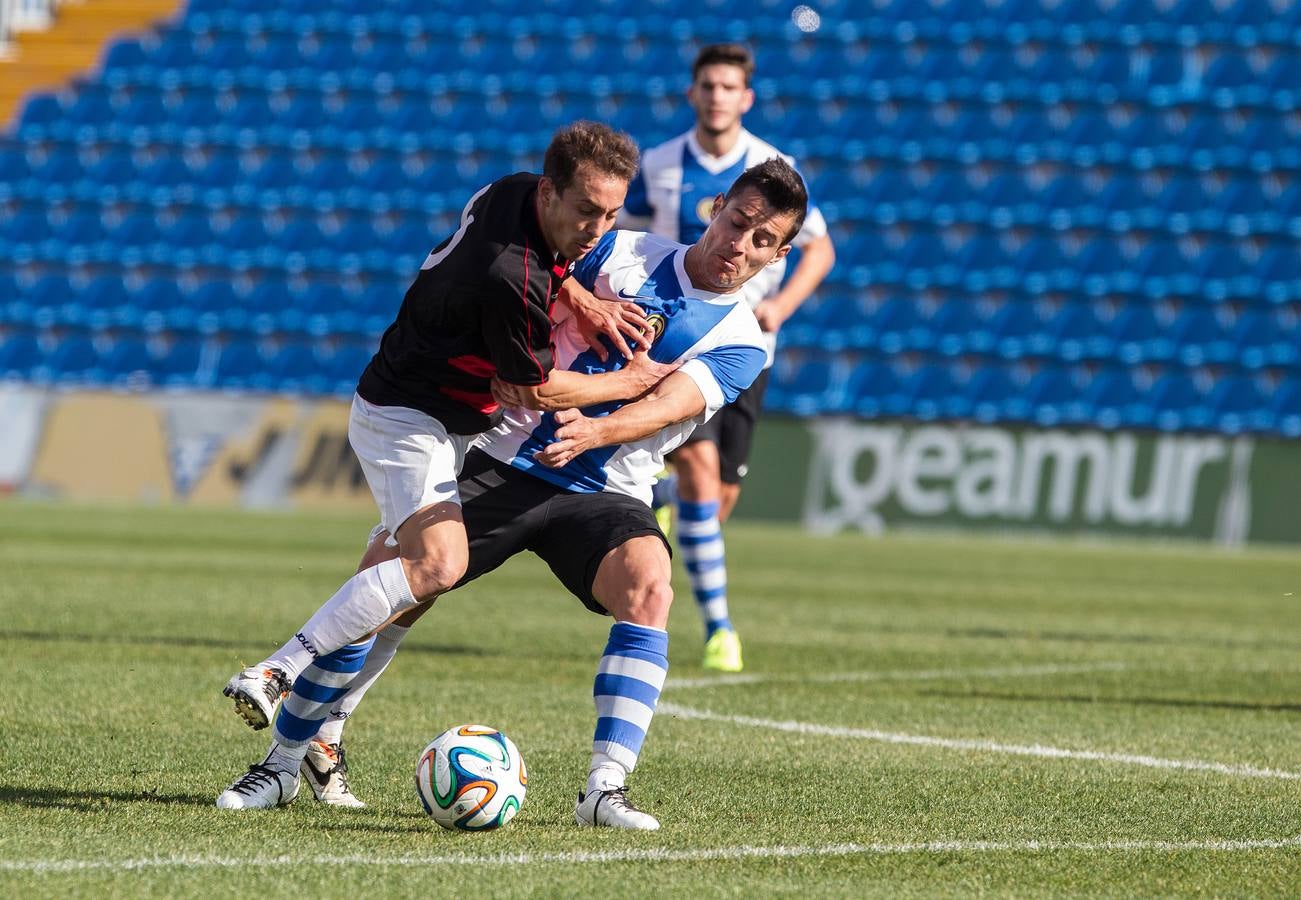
{"left": 676, "top": 367, "right": 771, "bottom": 485}
{"left": 453, "top": 450, "right": 669, "bottom": 615}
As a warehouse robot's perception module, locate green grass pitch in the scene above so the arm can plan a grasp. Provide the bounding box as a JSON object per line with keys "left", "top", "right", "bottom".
{"left": 1, "top": 501, "right": 1298, "bottom": 897}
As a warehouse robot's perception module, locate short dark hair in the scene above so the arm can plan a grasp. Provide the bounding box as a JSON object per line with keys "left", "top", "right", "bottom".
{"left": 723, "top": 157, "right": 808, "bottom": 244}
{"left": 542, "top": 120, "right": 639, "bottom": 195}
{"left": 691, "top": 43, "right": 755, "bottom": 86}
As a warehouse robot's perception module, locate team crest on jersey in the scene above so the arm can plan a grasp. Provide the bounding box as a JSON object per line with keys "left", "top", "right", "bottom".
{"left": 643, "top": 313, "right": 667, "bottom": 342}
{"left": 695, "top": 197, "right": 714, "bottom": 224}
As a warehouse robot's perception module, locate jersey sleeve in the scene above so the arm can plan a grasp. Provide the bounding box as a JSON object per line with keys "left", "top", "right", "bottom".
{"left": 679, "top": 343, "right": 768, "bottom": 416}
{"left": 481, "top": 251, "right": 555, "bottom": 386}
{"left": 571, "top": 230, "right": 618, "bottom": 291}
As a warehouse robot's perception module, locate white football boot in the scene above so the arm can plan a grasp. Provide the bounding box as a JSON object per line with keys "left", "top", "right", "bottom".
{"left": 223, "top": 666, "right": 291, "bottom": 730}
{"left": 216, "top": 763, "right": 300, "bottom": 810}
{"left": 575, "top": 787, "right": 660, "bottom": 830}
{"left": 300, "top": 740, "right": 365, "bottom": 808}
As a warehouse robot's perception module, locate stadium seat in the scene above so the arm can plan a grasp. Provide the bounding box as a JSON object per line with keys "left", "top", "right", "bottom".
{"left": 1082, "top": 368, "right": 1147, "bottom": 430}
{"left": 1024, "top": 365, "right": 1081, "bottom": 427}
{"left": 0, "top": 331, "right": 42, "bottom": 379}
{"left": 844, "top": 359, "right": 904, "bottom": 419}
{"left": 901, "top": 364, "right": 969, "bottom": 421}
{"left": 1052, "top": 303, "right": 1115, "bottom": 363}
{"left": 1169, "top": 308, "right": 1234, "bottom": 366}
{"left": 1209, "top": 375, "right": 1269, "bottom": 434}
{"left": 1149, "top": 372, "right": 1212, "bottom": 432}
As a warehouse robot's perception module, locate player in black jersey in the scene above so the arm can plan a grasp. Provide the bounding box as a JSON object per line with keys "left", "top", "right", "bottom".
{"left": 218, "top": 124, "right": 677, "bottom": 805}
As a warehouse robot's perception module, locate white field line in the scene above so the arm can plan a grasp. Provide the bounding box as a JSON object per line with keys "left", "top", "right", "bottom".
{"left": 5, "top": 836, "right": 1300, "bottom": 874}
{"left": 658, "top": 703, "right": 1301, "bottom": 781}
{"left": 667, "top": 661, "right": 1130, "bottom": 690}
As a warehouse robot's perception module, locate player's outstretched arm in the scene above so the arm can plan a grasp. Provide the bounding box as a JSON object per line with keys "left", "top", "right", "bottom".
{"left": 532, "top": 372, "right": 706, "bottom": 469}
{"left": 558, "top": 277, "right": 651, "bottom": 362}
{"left": 491, "top": 351, "right": 678, "bottom": 413}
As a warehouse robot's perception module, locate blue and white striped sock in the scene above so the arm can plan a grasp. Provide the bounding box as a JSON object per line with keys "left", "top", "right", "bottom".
{"left": 266, "top": 638, "right": 373, "bottom": 771}
{"left": 588, "top": 622, "right": 669, "bottom": 792}
{"left": 677, "top": 499, "right": 731, "bottom": 638}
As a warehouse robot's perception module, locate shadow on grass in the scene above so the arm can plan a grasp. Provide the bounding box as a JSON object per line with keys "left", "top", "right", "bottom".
{"left": 0, "top": 631, "right": 485, "bottom": 657}
{"left": 923, "top": 689, "right": 1301, "bottom": 714}
{"left": 0, "top": 784, "right": 216, "bottom": 811}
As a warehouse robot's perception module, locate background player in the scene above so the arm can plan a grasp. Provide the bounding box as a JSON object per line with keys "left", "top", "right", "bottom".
{"left": 219, "top": 160, "right": 808, "bottom": 828}
{"left": 621, "top": 44, "right": 835, "bottom": 672}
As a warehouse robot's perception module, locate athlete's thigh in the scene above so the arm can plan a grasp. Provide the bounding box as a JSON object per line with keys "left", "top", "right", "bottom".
{"left": 448, "top": 450, "right": 554, "bottom": 591}
{"left": 590, "top": 535, "right": 674, "bottom": 625}
{"left": 530, "top": 490, "right": 669, "bottom": 615}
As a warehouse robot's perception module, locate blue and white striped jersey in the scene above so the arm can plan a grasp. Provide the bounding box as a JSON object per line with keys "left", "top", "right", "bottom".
{"left": 622, "top": 128, "right": 829, "bottom": 312}
{"left": 475, "top": 230, "right": 768, "bottom": 505}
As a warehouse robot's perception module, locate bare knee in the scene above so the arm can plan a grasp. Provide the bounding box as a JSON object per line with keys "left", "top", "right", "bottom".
{"left": 401, "top": 552, "right": 467, "bottom": 601}
{"left": 608, "top": 577, "right": 674, "bottom": 629}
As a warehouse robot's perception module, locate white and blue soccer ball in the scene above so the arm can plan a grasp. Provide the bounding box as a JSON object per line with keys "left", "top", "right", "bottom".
{"left": 415, "top": 724, "right": 527, "bottom": 831}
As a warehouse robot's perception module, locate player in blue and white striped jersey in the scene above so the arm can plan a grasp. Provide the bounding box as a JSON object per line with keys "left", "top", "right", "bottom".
{"left": 622, "top": 44, "right": 836, "bottom": 673}
{"left": 230, "top": 159, "right": 809, "bottom": 829}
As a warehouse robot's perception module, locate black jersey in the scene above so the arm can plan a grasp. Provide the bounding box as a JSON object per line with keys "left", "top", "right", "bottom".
{"left": 357, "top": 173, "right": 572, "bottom": 434}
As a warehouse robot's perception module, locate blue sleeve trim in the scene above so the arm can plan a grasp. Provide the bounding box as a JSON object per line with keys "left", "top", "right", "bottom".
{"left": 699, "top": 344, "right": 767, "bottom": 405}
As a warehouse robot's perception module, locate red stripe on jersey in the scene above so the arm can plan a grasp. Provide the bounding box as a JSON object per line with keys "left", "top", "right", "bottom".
{"left": 440, "top": 385, "right": 499, "bottom": 414}
{"left": 447, "top": 354, "right": 496, "bottom": 378}
{"left": 519, "top": 237, "right": 547, "bottom": 382}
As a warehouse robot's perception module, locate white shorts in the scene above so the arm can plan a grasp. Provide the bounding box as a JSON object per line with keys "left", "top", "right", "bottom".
{"left": 349, "top": 394, "right": 474, "bottom": 546}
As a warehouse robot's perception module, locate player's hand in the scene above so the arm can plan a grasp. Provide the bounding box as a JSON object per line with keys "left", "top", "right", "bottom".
{"left": 561, "top": 279, "right": 650, "bottom": 362}
{"left": 753, "top": 299, "right": 789, "bottom": 333}
{"left": 622, "top": 349, "right": 680, "bottom": 395}
{"left": 533, "top": 408, "right": 598, "bottom": 468}
{"left": 491, "top": 377, "right": 528, "bottom": 409}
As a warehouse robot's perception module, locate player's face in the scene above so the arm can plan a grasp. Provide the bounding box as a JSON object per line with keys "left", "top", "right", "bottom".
{"left": 693, "top": 187, "right": 796, "bottom": 292}
{"left": 688, "top": 63, "right": 754, "bottom": 136}
{"left": 537, "top": 165, "right": 627, "bottom": 260}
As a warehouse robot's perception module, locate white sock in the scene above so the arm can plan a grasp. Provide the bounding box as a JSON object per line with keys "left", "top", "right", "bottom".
{"left": 586, "top": 753, "right": 628, "bottom": 793}
{"left": 315, "top": 623, "right": 412, "bottom": 745}
{"left": 264, "top": 558, "right": 416, "bottom": 682}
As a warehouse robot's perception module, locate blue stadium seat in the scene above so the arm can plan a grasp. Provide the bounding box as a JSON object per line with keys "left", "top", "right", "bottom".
{"left": 1051, "top": 304, "right": 1114, "bottom": 363}
{"left": 1082, "top": 369, "right": 1146, "bottom": 430}
{"left": 0, "top": 331, "right": 42, "bottom": 379}
{"left": 1209, "top": 375, "right": 1268, "bottom": 434}
{"left": 102, "top": 336, "right": 153, "bottom": 387}
{"left": 1273, "top": 384, "right": 1301, "bottom": 438}
{"left": 929, "top": 298, "right": 992, "bottom": 357}
{"left": 901, "top": 364, "right": 969, "bottom": 421}
{"left": 967, "top": 365, "right": 1019, "bottom": 423}
{"left": 1149, "top": 372, "right": 1212, "bottom": 432}
{"left": 1257, "top": 246, "right": 1300, "bottom": 305}
{"left": 769, "top": 355, "right": 846, "bottom": 417}
{"left": 47, "top": 336, "right": 104, "bottom": 384}
{"left": 844, "top": 359, "right": 904, "bottom": 419}
{"left": 990, "top": 301, "right": 1048, "bottom": 360}
{"left": 1169, "top": 308, "right": 1234, "bottom": 366}
{"left": 1111, "top": 306, "right": 1173, "bottom": 364}
{"left": 158, "top": 336, "right": 205, "bottom": 386}
{"left": 1024, "top": 365, "right": 1081, "bottom": 427}
{"left": 1231, "top": 310, "right": 1287, "bottom": 370}
{"left": 213, "top": 338, "right": 264, "bottom": 390}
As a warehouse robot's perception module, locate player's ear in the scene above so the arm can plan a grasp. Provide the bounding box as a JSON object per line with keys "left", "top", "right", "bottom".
{"left": 740, "top": 87, "right": 755, "bottom": 114}
{"left": 767, "top": 244, "right": 793, "bottom": 265}
{"left": 710, "top": 194, "right": 725, "bottom": 218}
{"left": 538, "top": 176, "right": 556, "bottom": 207}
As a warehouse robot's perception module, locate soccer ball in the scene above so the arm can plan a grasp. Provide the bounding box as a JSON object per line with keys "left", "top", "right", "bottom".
{"left": 415, "top": 724, "right": 527, "bottom": 831}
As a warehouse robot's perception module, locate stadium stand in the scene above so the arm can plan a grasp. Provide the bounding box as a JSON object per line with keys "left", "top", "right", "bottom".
{"left": 0, "top": 0, "right": 1296, "bottom": 436}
